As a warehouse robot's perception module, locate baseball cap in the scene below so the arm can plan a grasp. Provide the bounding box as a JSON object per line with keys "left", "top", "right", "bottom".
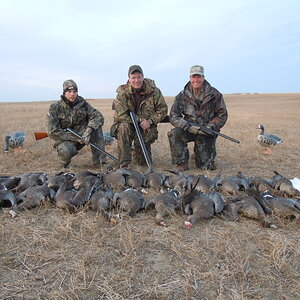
{"left": 190, "top": 65, "right": 204, "bottom": 76}
{"left": 128, "top": 65, "right": 144, "bottom": 77}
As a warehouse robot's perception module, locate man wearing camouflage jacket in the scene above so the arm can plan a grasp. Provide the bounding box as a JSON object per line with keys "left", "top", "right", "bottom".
{"left": 168, "top": 65, "right": 228, "bottom": 171}
{"left": 111, "top": 65, "right": 168, "bottom": 168}
{"left": 47, "top": 79, "right": 106, "bottom": 168}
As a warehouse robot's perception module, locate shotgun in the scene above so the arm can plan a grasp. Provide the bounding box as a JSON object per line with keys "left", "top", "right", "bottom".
{"left": 35, "top": 131, "right": 48, "bottom": 140}
{"left": 35, "top": 129, "right": 119, "bottom": 163}
{"left": 130, "top": 111, "right": 154, "bottom": 172}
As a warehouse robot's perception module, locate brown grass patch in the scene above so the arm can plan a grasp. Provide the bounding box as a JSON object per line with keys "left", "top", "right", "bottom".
{"left": 0, "top": 94, "right": 300, "bottom": 299}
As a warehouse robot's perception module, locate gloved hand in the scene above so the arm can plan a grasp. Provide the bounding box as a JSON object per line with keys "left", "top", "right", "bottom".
{"left": 188, "top": 126, "right": 201, "bottom": 135}
{"left": 81, "top": 127, "right": 93, "bottom": 145}
{"left": 204, "top": 124, "right": 217, "bottom": 137}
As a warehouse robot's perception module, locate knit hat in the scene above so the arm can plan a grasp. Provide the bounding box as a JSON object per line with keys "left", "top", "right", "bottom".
{"left": 63, "top": 79, "right": 78, "bottom": 95}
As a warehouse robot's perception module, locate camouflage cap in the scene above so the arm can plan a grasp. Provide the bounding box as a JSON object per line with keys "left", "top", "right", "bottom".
{"left": 190, "top": 65, "right": 204, "bottom": 76}
{"left": 63, "top": 79, "right": 78, "bottom": 94}
{"left": 128, "top": 65, "right": 144, "bottom": 77}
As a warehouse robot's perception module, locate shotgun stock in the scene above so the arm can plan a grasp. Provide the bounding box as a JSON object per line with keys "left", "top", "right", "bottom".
{"left": 34, "top": 131, "right": 48, "bottom": 140}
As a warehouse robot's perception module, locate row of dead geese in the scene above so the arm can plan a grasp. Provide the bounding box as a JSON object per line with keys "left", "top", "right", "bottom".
{"left": 0, "top": 169, "right": 299, "bottom": 229}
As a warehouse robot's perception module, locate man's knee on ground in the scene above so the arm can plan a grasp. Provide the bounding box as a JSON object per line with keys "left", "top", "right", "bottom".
{"left": 56, "top": 142, "right": 77, "bottom": 159}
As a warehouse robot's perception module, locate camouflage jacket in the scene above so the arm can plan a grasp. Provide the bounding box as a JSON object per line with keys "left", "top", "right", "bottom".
{"left": 169, "top": 80, "right": 228, "bottom": 131}
{"left": 111, "top": 79, "right": 168, "bottom": 135}
{"left": 47, "top": 95, "right": 104, "bottom": 145}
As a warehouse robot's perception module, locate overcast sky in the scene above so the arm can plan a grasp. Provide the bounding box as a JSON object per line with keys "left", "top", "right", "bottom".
{"left": 0, "top": 0, "right": 299, "bottom": 102}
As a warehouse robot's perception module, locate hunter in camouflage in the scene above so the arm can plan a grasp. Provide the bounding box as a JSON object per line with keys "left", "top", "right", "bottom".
{"left": 111, "top": 65, "right": 168, "bottom": 168}
{"left": 168, "top": 65, "right": 228, "bottom": 171}
{"left": 47, "top": 79, "right": 106, "bottom": 168}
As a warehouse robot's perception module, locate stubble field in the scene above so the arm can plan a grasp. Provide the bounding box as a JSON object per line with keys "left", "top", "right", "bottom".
{"left": 0, "top": 93, "right": 299, "bottom": 299}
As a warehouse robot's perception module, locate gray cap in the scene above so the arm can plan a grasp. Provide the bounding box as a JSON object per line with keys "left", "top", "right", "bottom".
{"left": 63, "top": 79, "right": 78, "bottom": 94}
{"left": 128, "top": 65, "right": 144, "bottom": 77}
{"left": 190, "top": 65, "right": 204, "bottom": 76}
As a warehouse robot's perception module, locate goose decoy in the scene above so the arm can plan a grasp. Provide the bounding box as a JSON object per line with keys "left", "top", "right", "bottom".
{"left": 257, "top": 124, "right": 283, "bottom": 154}
{"left": 4, "top": 131, "right": 26, "bottom": 153}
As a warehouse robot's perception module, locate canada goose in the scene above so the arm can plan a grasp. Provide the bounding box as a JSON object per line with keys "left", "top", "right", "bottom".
{"left": 257, "top": 125, "right": 283, "bottom": 155}
{"left": 4, "top": 131, "right": 26, "bottom": 153}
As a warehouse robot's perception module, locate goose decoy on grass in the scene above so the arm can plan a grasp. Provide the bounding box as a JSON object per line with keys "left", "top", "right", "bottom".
{"left": 4, "top": 131, "right": 26, "bottom": 153}
{"left": 257, "top": 124, "right": 283, "bottom": 155}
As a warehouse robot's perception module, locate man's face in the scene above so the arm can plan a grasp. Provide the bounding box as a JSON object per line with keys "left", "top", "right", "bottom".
{"left": 190, "top": 74, "right": 205, "bottom": 90}
{"left": 65, "top": 89, "right": 78, "bottom": 102}
{"left": 129, "top": 72, "right": 144, "bottom": 89}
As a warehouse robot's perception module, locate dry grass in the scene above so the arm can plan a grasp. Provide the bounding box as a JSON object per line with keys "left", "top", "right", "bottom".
{"left": 0, "top": 94, "right": 300, "bottom": 299}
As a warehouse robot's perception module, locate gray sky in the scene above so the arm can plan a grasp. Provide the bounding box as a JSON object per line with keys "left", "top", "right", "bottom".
{"left": 0, "top": 0, "right": 299, "bottom": 102}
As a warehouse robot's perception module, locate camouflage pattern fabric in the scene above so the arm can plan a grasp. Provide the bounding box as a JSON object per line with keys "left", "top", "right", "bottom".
{"left": 168, "top": 127, "right": 216, "bottom": 169}
{"left": 111, "top": 78, "right": 167, "bottom": 166}
{"left": 47, "top": 95, "right": 105, "bottom": 165}
{"left": 168, "top": 80, "right": 227, "bottom": 168}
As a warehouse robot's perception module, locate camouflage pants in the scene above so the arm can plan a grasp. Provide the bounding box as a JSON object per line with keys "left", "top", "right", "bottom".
{"left": 167, "top": 127, "right": 217, "bottom": 168}
{"left": 55, "top": 127, "right": 106, "bottom": 166}
{"left": 115, "top": 122, "right": 158, "bottom": 167}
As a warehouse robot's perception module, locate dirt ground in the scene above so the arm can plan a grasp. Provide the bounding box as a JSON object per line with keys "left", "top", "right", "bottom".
{"left": 0, "top": 94, "right": 299, "bottom": 299}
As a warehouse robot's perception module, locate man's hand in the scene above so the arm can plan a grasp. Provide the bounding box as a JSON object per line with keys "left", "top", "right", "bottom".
{"left": 81, "top": 127, "right": 93, "bottom": 145}
{"left": 188, "top": 125, "right": 201, "bottom": 135}
{"left": 140, "top": 119, "right": 151, "bottom": 133}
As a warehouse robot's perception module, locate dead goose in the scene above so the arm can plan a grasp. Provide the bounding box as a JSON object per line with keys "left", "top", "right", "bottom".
{"left": 230, "top": 190, "right": 277, "bottom": 228}
{"left": 54, "top": 179, "right": 77, "bottom": 213}
{"left": 145, "top": 190, "right": 180, "bottom": 226}
{"left": 102, "top": 169, "right": 131, "bottom": 191}
{"left": 113, "top": 188, "right": 144, "bottom": 217}
{"left": 257, "top": 124, "right": 283, "bottom": 155}
{"left": 14, "top": 172, "right": 47, "bottom": 194}
{"left": 73, "top": 171, "right": 101, "bottom": 190}
{"left": 0, "top": 176, "right": 21, "bottom": 190}
{"left": 184, "top": 193, "right": 215, "bottom": 229}
{"left": 89, "top": 184, "right": 116, "bottom": 221}
{"left": 268, "top": 171, "right": 300, "bottom": 197}
{"left": 123, "top": 169, "right": 146, "bottom": 189}
{"left": 188, "top": 174, "right": 214, "bottom": 194}
{"left": 214, "top": 175, "right": 249, "bottom": 195}
{"left": 0, "top": 189, "right": 18, "bottom": 208}
{"left": 10, "top": 184, "right": 56, "bottom": 217}
{"left": 262, "top": 192, "right": 300, "bottom": 220}
{"left": 144, "top": 171, "right": 166, "bottom": 191}
{"left": 4, "top": 131, "right": 26, "bottom": 153}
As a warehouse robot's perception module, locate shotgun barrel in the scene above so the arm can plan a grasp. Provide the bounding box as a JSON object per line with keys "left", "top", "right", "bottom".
{"left": 129, "top": 112, "right": 154, "bottom": 172}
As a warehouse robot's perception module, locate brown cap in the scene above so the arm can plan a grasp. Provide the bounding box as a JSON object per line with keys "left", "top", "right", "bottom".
{"left": 128, "top": 65, "right": 144, "bottom": 77}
